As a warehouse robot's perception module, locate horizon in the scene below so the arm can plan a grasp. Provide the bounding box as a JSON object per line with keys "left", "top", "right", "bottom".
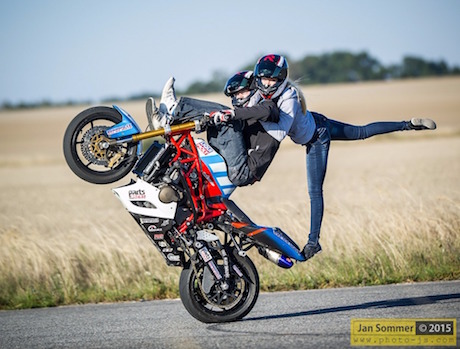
{"left": 1, "top": 53, "right": 458, "bottom": 108}
{"left": 1, "top": 0, "right": 459, "bottom": 104}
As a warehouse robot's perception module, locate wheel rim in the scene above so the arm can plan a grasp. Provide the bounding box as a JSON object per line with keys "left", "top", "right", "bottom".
{"left": 190, "top": 262, "right": 250, "bottom": 313}
{"left": 71, "top": 117, "right": 136, "bottom": 175}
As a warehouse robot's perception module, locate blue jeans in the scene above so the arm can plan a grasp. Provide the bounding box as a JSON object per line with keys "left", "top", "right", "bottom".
{"left": 207, "top": 120, "right": 256, "bottom": 186}
{"left": 305, "top": 112, "right": 410, "bottom": 245}
{"left": 173, "top": 97, "right": 256, "bottom": 186}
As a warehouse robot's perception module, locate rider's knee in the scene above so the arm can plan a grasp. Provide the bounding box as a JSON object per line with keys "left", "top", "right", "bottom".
{"left": 228, "top": 169, "right": 257, "bottom": 187}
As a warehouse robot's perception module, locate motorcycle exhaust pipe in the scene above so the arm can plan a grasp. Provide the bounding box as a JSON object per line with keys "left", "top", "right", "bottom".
{"left": 258, "top": 247, "right": 294, "bottom": 269}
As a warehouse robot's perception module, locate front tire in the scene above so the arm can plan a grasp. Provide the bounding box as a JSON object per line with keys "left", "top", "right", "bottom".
{"left": 63, "top": 106, "right": 138, "bottom": 184}
{"left": 179, "top": 250, "right": 259, "bottom": 323}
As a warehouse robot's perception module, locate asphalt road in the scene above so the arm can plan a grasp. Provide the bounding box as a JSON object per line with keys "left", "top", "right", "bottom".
{"left": 1, "top": 281, "right": 459, "bottom": 349}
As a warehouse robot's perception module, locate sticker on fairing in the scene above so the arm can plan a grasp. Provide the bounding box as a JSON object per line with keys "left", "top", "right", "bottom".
{"left": 208, "top": 260, "right": 222, "bottom": 280}
{"left": 199, "top": 247, "right": 212, "bottom": 262}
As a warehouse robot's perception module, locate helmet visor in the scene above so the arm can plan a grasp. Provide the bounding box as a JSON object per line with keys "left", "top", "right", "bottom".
{"left": 224, "top": 71, "right": 254, "bottom": 96}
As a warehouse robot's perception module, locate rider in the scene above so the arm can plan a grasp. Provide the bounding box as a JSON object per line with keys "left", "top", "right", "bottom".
{"left": 217, "top": 70, "right": 282, "bottom": 185}
{"left": 248, "top": 54, "right": 437, "bottom": 261}
{"left": 156, "top": 71, "right": 281, "bottom": 187}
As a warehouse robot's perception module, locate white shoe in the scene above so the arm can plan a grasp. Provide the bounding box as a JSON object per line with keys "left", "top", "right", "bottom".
{"left": 159, "top": 77, "right": 178, "bottom": 117}
{"left": 146, "top": 97, "right": 163, "bottom": 130}
{"left": 409, "top": 118, "right": 437, "bottom": 130}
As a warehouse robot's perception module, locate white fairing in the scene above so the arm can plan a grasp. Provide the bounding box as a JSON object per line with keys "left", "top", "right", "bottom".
{"left": 112, "top": 179, "right": 177, "bottom": 219}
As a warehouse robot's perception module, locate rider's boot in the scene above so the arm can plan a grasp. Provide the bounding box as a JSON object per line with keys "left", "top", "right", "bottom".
{"left": 407, "top": 118, "right": 437, "bottom": 130}
{"left": 160, "top": 77, "right": 178, "bottom": 118}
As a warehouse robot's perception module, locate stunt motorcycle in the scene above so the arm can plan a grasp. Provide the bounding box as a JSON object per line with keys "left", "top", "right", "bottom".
{"left": 63, "top": 102, "right": 307, "bottom": 323}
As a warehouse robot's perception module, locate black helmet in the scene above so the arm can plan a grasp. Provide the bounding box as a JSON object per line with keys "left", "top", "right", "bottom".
{"left": 224, "top": 71, "right": 256, "bottom": 107}
{"left": 254, "top": 54, "right": 289, "bottom": 98}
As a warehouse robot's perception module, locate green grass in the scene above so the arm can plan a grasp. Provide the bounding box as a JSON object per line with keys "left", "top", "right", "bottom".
{"left": 259, "top": 247, "right": 460, "bottom": 293}
{"left": 0, "top": 246, "right": 180, "bottom": 309}
{"left": 2, "top": 248, "right": 458, "bottom": 310}
{"left": 1, "top": 215, "right": 458, "bottom": 310}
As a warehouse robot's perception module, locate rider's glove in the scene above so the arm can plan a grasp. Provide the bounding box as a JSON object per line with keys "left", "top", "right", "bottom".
{"left": 211, "top": 109, "right": 234, "bottom": 125}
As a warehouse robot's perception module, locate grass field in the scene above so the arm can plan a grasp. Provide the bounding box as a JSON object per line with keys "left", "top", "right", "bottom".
{"left": 0, "top": 77, "right": 459, "bottom": 309}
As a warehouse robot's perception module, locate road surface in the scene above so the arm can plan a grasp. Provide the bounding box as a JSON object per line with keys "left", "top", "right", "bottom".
{"left": 1, "top": 281, "right": 459, "bottom": 348}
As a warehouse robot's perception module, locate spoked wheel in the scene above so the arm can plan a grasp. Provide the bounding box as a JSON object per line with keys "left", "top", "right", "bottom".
{"left": 179, "top": 249, "right": 259, "bottom": 323}
{"left": 63, "top": 107, "right": 138, "bottom": 184}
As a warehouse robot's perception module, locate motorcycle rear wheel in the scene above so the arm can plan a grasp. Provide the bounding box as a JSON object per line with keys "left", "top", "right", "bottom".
{"left": 179, "top": 250, "right": 259, "bottom": 323}
{"left": 63, "top": 106, "right": 138, "bottom": 184}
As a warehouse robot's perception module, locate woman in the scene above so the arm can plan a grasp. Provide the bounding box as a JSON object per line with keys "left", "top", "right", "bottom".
{"left": 249, "top": 54, "right": 436, "bottom": 260}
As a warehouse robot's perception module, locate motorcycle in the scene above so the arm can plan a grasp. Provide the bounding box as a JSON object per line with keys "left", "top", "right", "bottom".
{"left": 63, "top": 102, "right": 306, "bottom": 323}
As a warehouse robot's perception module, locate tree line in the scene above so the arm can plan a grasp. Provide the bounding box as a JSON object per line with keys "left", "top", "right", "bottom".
{"left": 184, "top": 51, "right": 460, "bottom": 94}
{"left": 2, "top": 51, "right": 459, "bottom": 109}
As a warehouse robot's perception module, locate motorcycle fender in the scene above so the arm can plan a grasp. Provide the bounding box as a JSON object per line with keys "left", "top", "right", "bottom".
{"left": 112, "top": 179, "right": 177, "bottom": 219}
{"left": 106, "top": 105, "right": 143, "bottom": 155}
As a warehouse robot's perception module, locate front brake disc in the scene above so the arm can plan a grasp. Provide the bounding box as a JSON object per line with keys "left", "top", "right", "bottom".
{"left": 81, "top": 126, "right": 110, "bottom": 166}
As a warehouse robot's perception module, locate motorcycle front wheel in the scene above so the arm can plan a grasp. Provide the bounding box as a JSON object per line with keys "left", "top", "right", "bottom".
{"left": 63, "top": 106, "right": 138, "bottom": 184}
{"left": 179, "top": 250, "right": 259, "bottom": 323}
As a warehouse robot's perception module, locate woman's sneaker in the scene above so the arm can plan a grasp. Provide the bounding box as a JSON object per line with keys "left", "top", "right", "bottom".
{"left": 303, "top": 242, "right": 322, "bottom": 261}
{"left": 146, "top": 97, "right": 163, "bottom": 130}
{"left": 159, "top": 77, "right": 178, "bottom": 117}
{"left": 409, "top": 118, "right": 437, "bottom": 130}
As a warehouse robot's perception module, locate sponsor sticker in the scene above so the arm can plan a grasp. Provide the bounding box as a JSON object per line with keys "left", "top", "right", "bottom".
{"left": 232, "top": 264, "right": 243, "bottom": 277}
{"left": 207, "top": 260, "right": 222, "bottom": 280}
{"left": 129, "top": 189, "right": 146, "bottom": 200}
{"left": 196, "top": 140, "right": 214, "bottom": 156}
{"left": 106, "top": 123, "right": 133, "bottom": 136}
{"left": 199, "top": 247, "right": 212, "bottom": 262}
{"left": 160, "top": 219, "right": 170, "bottom": 227}
{"left": 147, "top": 225, "right": 162, "bottom": 232}
{"left": 351, "top": 318, "right": 456, "bottom": 347}
{"left": 140, "top": 217, "right": 160, "bottom": 224}
{"left": 167, "top": 253, "right": 181, "bottom": 262}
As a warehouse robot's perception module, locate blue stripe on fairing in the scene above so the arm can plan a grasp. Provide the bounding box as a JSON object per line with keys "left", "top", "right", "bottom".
{"left": 211, "top": 171, "right": 228, "bottom": 177}
{"left": 203, "top": 154, "right": 224, "bottom": 163}
{"left": 200, "top": 156, "right": 235, "bottom": 198}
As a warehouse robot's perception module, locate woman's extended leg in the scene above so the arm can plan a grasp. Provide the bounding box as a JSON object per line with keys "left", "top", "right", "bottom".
{"left": 327, "top": 118, "right": 408, "bottom": 140}
{"left": 316, "top": 113, "right": 436, "bottom": 141}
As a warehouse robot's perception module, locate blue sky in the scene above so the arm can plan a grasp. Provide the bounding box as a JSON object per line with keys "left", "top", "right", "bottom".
{"left": 1, "top": 0, "right": 459, "bottom": 104}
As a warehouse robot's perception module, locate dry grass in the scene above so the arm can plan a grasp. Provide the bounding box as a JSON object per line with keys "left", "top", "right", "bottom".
{"left": 1, "top": 77, "right": 459, "bottom": 308}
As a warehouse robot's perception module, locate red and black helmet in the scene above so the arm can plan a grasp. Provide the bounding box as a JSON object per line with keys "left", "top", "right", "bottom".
{"left": 224, "top": 71, "right": 256, "bottom": 107}
{"left": 254, "top": 54, "right": 289, "bottom": 98}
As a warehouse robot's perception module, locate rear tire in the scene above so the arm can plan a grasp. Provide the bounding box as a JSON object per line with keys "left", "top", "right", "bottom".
{"left": 179, "top": 250, "right": 259, "bottom": 323}
{"left": 63, "top": 107, "right": 138, "bottom": 184}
